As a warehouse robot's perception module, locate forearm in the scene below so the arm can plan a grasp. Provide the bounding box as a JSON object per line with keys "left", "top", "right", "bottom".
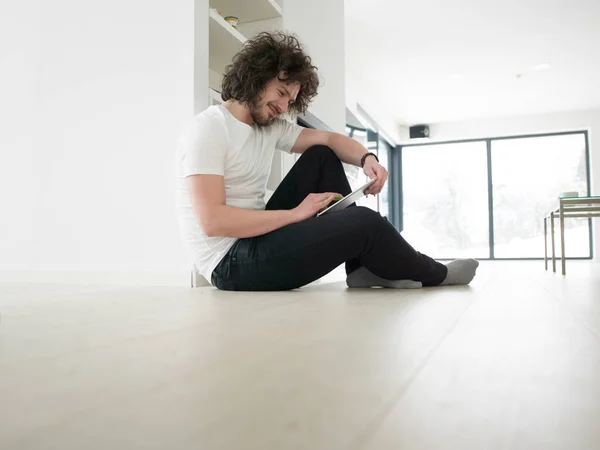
{"left": 326, "top": 133, "right": 369, "bottom": 167}
{"left": 202, "top": 205, "right": 297, "bottom": 238}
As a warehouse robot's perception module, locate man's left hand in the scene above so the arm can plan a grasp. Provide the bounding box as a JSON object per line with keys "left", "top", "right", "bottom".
{"left": 362, "top": 157, "right": 388, "bottom": 195}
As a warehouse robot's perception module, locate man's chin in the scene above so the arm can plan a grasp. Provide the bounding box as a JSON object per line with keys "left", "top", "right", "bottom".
{"left": 253, "top": 115, "right": 275, "bottom": 127}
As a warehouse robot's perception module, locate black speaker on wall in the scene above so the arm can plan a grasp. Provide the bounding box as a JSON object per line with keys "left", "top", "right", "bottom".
{"left": 409, "top": 125, "right": 430, "bottom": 139}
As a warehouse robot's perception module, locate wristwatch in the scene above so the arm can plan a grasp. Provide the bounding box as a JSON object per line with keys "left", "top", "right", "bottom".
{"left": 360, "top": 152, "right": 379, "bottom": 168}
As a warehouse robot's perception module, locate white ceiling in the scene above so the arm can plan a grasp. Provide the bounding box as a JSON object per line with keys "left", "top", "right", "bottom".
{"left": 345, "top": 0, "right": 600, "bottom": 133}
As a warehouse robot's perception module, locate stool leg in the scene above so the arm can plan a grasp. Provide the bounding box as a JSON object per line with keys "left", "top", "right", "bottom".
{"left": 544, "top": 217, "right": 548, "bottom": 270}
{"left": 560, "top": 203, "right": 566, "bottom": 275}
{"left": 551, "top": 212, "right": 556, "bottom": 273}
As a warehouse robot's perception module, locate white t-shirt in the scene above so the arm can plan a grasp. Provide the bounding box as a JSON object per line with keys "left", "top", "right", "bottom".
{"left": 176, "top": 104, "right": 304, "bottom": 284}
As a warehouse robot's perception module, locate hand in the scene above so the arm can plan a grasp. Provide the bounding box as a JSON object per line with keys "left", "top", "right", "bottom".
{"left": 362, "top": 157, "right": 388, "bottom": 195}
{"left": 291, "top": 192, "right": 342, "bottom": 222}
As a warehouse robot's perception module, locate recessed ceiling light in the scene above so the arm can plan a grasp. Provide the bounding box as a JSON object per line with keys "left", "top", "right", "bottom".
{"left": 532, "top": 62, "right": 551, "bottom": 71}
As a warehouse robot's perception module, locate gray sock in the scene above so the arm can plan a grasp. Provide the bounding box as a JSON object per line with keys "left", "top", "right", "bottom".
{"left": 440, "top": 259, "right": 479, "bottom": 285}
{"left": 346, "top": 266, "right": 423, "bottom": 289}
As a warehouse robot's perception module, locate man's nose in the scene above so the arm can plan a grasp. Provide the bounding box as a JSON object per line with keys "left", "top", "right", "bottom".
{"left": 278, "top": 101, "right": 288, "bottom": 114}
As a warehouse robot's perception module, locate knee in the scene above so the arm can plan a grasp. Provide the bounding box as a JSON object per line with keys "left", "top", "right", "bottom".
{"left": 300, "top": 144, "right": 339, "bottom": 162}
{"left": 347, "top": 206, "right": 386, "bottom": 227}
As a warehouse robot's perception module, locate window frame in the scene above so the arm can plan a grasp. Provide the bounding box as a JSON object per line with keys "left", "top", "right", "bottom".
{"left": 393, "top": 130, "right": 592, "bottom": 260}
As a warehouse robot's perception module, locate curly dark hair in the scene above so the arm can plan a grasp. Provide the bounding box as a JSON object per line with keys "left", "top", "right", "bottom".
{"left": 221, "top": 31, "right": 319, "bottom": 114}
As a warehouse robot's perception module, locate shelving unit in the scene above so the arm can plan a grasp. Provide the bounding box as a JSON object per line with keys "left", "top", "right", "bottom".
{"left": 208, "top": 9, "right": 246, "bottom": 75}
{"left": 210, "top": 0, "right": 282, "bottom": 23}
{"left": 208, "top": 0, "right": 283, "bottom": 78}
{"left": 204, "top": 0, "right": 330, "bottom": 191}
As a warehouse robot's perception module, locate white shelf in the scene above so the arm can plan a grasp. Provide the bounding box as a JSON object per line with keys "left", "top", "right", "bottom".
{"left": 210, "top": 0, "right": 282, "bottom": 24}
{"left": 209, "top": 88, "right": 223, "bottom": 104}
{"left": 209, "top": 9, "right": 247, "bottom": 74}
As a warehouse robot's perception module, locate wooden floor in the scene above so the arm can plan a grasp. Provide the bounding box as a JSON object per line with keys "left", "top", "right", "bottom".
{"left": 1, "top": 261, "right": 600, "bottom": 450}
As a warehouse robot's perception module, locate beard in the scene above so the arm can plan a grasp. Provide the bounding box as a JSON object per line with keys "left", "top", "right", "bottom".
{"left": 248, "top": 99, "right": 276, "bottom": 127}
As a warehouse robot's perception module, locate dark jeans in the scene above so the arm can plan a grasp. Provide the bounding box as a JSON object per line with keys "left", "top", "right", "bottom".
{"left": 211, "top": 145, "right": 447, "bottom": 291}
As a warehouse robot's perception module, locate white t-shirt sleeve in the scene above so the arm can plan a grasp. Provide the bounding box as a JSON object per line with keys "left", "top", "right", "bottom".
{"left": 275, "top": 118, "right": 304, "bottom": 154}
{"left": 180, "top": 114, "right": 228, "bottom": 177}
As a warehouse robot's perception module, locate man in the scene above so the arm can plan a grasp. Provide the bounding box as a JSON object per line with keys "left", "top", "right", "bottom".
{"left": 176, "top": 32, "right": 478, "bottom": 291}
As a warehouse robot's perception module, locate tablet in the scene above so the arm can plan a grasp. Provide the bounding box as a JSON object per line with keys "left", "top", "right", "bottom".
{"left": 317, "top": 178, "right": 376, "bottom": 217}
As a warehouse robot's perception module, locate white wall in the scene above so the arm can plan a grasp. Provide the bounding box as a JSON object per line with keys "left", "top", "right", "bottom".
{"left": 195, "top": 0, "right": 210, "bottom": 114}
{"left": 0, "top": 2, "right": 37, "bottom": 270}
{"left": 411, "top": 109, "right": 600, "bottom": 260}
{"left": 0, "top": 1, "right": 196, "bottom": 282}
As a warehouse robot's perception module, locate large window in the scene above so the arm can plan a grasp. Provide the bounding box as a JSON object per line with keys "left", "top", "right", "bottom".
{"left": 491, "top": 133, "right": 590, "bottom": 258}
{"left": 401, "top": 141, "right": 490, "bottom": 258}
{"left": 398, "top": 131, "right": 591, "bottom": 259}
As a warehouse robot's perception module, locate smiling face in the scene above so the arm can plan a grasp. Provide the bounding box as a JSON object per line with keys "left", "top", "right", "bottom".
{"left": 248, "top": 75, "right": 301, "bottom": 127}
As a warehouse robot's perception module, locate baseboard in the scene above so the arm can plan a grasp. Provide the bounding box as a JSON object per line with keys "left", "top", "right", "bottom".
{"left": 0, "top": 269, "right": 198, "bottom": 287}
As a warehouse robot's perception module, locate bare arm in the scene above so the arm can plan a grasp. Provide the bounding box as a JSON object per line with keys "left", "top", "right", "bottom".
{"left": 187, "top": 174, "right": 338, "bottom": 238}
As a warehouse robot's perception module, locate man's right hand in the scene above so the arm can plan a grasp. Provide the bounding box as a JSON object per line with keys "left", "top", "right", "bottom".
{"left": 292, "top": 192, "right": 342, "bottom": 222}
